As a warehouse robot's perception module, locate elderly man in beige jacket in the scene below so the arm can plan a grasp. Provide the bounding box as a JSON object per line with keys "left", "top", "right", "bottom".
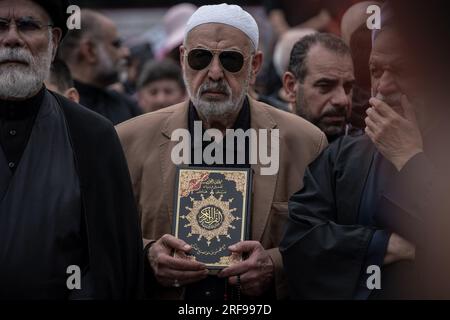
{"left": 117, "top": 4, "right": 327, "bottom": 300}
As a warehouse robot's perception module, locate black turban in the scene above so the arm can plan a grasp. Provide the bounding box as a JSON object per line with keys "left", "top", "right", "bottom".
{"left": 33, "top": 0, "right": 71, "bottom": 39}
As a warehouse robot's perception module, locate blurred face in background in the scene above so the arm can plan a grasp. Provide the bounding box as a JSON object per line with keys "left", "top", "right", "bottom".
{"left": 93, "top": 16, "right": 129, "bottom": 86}
{"left": 291, "top": 44, "right": 354, "bottom": 140}
{"left": 370, "top": 27, "right": 421, "bottom": 114}
{"left": 137, "top": 78, "right": 185, "bottom": 113}
{"left": 0, "top": 0, "right": 61, "bottom": 99}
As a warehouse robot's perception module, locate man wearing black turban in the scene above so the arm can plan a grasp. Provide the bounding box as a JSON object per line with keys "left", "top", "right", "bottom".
{"left": 0, "top": 0, "right": 143, "bottom": 299}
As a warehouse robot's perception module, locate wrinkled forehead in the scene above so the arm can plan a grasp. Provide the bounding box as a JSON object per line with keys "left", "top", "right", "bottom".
{"left": 185, "top": 23, "right": 253, "bottom": 52}
{"left": 0, "top": 0, "right": 50, "bottom": 21}
{"left": 370, "top": 28, "right": 406, "bottom": 64}
{"left": 98, "top": 16, "right": 119, "bottom": 40}
{"left": 307, "top": 46, "right": 354, "bottom": 80}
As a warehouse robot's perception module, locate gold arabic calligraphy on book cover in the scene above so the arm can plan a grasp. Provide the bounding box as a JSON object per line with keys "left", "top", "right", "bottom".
{"left": 172, "top": 167, "right": 252, "bottom": 270}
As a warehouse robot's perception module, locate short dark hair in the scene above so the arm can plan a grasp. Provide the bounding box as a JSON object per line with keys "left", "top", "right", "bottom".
{"left": 48, "top": 59, "right": 75, "bottom": 92}
{"left": 137, "top": 59, "right": 185, "bottom": 90}
{"left": 287, "top": 33, "right": 351, "bottom": 83}
{"left": 58, "top": 10, "right": 104, "bottom": 64}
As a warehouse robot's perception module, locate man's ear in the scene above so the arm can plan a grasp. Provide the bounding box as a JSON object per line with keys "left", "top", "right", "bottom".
{"left": 79, "top": 39, "right": 97, "bottom": 64}
{"left": 249, "top": 50, "right": 263, "bottom": 85}
{"left": 180, "top": 46, "right": 186, "bottom": 70}
{"left": 283, "top": 71, "right": 298, "bottom": 103}
{"left": 64, "top": 87, "right": 80, "bottom": 104}
{"left": 51, "top": 28, "right": 62, "bottom": 60}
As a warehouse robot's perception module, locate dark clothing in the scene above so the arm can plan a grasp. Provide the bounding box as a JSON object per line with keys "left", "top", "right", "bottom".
{"left": 259, "top": 92, "right": 290, "bottom": 113}
{"left": 188, "top": 98, "right": 251, "bottom": 168}
{"left": 349, "top": 85, "right": 370, "bottom": 130}
{"left": 375, "top": 120, "right": 450, "bottom": 298}
{"left": 184, "top": 99, "right": 251, "bottom": 300}
{"left": 0, "top": 92, "right": 85, "bottom": 299}
{"left": 0, "top": 88, "right": 44, "bottom": 171}
{"left": 75, "top": 80, "right": 142, "bottom": 125}
{"left": 34, "top": 0, "right": 70, "bottom": 38}
{"left": 354, "top": 151, "right": 394, "bottom": 299}
{"left": 0, "top": 90, "right": 144, "bottom": 299}
{"left": 280, "top": 135, "right": 421, "bottom": 299}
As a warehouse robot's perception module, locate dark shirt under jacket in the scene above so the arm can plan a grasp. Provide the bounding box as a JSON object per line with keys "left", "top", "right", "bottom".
{"left": 52, "top": 91, "right": 144, "bottom": 299}
{"left": 188, "top": 97, "right": 251, "bottom": 169}
{"left": 75, "top": 80, "right": 142, "bottom": 125}
{"left": 184, "top": 98, "right": 251, "bottom": 300}
{"left": 0, "top": 88, "right": 44, "bottom": 172}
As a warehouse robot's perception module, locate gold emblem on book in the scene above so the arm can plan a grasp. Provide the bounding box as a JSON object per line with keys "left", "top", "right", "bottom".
{"left": 208, "top": 254, "right": 241, "bottom": 267}
{"left": 182, "top": 190, "right": 240, "bottom": 246}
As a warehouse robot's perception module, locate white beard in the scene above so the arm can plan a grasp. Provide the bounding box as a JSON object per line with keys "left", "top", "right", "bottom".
{"left": 0, "top": 33, "right": 54, "bottom": 100}
{"left": 185, "top": 69, "right": 251, "bottom": 120}
{"left": 375, "top": 92, "right": 402, "bottom": 107}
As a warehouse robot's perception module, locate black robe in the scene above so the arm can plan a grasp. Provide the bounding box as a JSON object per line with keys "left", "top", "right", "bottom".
{"left": 75, "top": 80, "right": 142, "bottom": 125}
{"left": 279, "top": 134, "right": 434, "bottom": 299}
{"left": 49, "top": 91, "right": 144, "bottom": 299}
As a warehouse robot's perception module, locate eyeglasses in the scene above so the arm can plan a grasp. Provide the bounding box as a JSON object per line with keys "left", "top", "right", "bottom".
{"left": 185, "top": 48, "right": 251, "bottom": 73}
{"left": 111, "top": 38, "right": 123, "bottom": 49}
{"left": 0, "top": 17, "right": 53, "bottom": 37}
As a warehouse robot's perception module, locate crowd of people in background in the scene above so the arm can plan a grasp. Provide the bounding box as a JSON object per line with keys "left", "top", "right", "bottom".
{"left": 2, "top": 0, "right": 450, "bottom": 300}
{"left": 52, "top": 0, "right": 374, "bottom": 137}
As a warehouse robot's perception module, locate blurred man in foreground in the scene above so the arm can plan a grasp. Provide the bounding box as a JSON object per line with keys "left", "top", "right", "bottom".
{"left": 281, "top": 7, "right": 426, "bottom": 299}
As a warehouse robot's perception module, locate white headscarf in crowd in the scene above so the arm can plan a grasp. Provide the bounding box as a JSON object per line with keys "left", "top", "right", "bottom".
{"left": 184, "top": 3, "right": 259, "bottom": 50}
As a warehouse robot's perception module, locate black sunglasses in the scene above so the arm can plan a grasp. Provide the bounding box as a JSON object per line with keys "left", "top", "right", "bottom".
{"left": 111, "top": 38, "right": 123, "bottom": 49}
{"left": 186, "top": 48, "right": 250, "bottom": 73}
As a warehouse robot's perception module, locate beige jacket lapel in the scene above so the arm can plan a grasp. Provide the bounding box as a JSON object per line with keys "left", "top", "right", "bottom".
{"left": 159, "top": 101, "right": 189, "bottom": 225}
{"left": 157, "top": 98, "right": 279, "bottom": 242}
{"left": 248, "top": 98, "right": 279, "bottom": 241}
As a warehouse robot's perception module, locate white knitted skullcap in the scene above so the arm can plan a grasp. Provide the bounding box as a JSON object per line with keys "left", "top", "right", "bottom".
{"left": 184, "top": 3, "right": 259, "bottom": 49}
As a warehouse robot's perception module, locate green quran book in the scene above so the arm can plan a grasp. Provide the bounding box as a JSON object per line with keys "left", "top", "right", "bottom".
{"left": 172, "top": 167, "right": 252, "bottom": 271}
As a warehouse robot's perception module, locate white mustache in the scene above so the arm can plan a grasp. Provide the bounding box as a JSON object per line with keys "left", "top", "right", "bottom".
{"left": 199, "top": 81, "right": 231, "bottom": 95}
{"left": 0, "top": 48, "right": 32, "bottom": 64}
{"left": 375, "top": 92, "right": 403, "bottom": 107}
